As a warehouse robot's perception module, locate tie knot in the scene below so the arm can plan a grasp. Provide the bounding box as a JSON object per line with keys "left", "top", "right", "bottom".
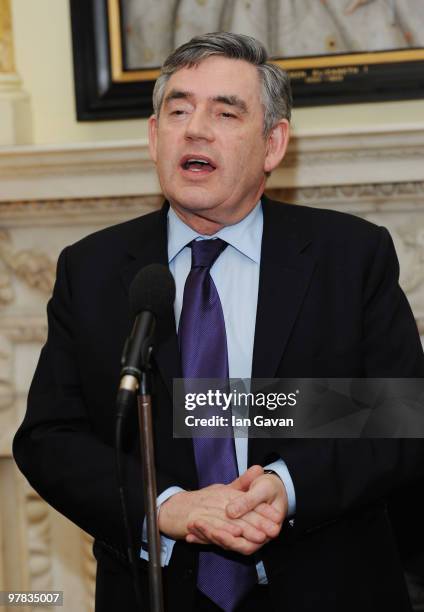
{"left": 190, "top": 238, "right": 228, "bottom": 270}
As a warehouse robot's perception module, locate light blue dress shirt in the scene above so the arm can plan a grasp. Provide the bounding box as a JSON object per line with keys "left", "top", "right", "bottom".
{"left": 141, "top": 202, "right": 296, "bottom": 581}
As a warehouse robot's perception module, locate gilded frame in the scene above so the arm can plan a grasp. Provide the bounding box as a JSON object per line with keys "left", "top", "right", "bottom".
{"left": 70, "top": 0, "right": 424, "bottom": 121}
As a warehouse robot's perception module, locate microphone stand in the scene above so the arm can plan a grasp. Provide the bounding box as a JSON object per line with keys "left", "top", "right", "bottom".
{"left": 117, "top": 266, "right": 175, "bottom": 611}
{"left": 116, "top": 350, "right": 164, "bottom": 611}
{"left": 138, "top": 364, "right": 164, "bottom": 612}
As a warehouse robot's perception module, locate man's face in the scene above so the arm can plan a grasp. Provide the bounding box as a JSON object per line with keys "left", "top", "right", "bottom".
{"left": 148, "top": 56, "right": 289, "bottom": 231}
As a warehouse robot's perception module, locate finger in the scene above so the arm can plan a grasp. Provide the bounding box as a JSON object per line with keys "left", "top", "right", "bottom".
{"left": 186, "top": 533, "right": 208, "bottom": 545}
{"left": 237, "top": 511, "right": 281, "bottom": 539}
{"left": 187, "top": 524, "right": 210, "bottom": 544}
{"left": 194, "top": 519, "right": 270, "bottom": 555}
{"left": 232, "top": 517, "right": 267, "bottom": 544}
{"left": 191, "top": 517, "right": 243, "bottom": 538}
{"left": 254, "top": 502, "right": 284, "bottom": 523}
{"left": 230, "top": 465, "right": 264, "bottom": 491}
{"left": 228, "top": 509, "right": 279, "bottom": 540}
{"left": 193, "top": 520, "right": 232, "bottom": 550}
{"left": 226, "top": 488, "right": 269, "bottom": 519}
{"left": 208, "top": 528, "right": 267, "bottom": 556}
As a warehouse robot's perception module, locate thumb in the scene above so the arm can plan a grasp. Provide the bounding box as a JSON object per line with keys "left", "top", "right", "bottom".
{"left": 226, "top": 485, "right": 267, "bottom": 519}
{"left": 230, "top": 464, "right": 264, "bottom": 492}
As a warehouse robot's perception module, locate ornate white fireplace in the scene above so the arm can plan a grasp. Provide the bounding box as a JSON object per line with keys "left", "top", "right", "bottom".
{"left": 1, "top": 126, "right": 423, "bottom": 610}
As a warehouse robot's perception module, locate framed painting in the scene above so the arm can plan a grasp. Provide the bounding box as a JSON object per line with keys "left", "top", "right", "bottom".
{"left": 70, "top": 0, "right": 424, "bottom": 121}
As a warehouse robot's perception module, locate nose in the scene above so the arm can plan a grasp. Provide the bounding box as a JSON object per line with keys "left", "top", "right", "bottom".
{"left": 184, "top": 108, "right": 214, "bottom": 142}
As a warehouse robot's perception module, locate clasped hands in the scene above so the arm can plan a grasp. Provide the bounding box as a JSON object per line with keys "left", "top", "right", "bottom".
{"left": 158, "top": 465, "right": 288, "bottom": 555}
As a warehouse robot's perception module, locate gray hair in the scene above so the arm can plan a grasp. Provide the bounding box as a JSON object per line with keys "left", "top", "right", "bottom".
{"left": 152, "top": 32, "right": 292, "bottom": 135}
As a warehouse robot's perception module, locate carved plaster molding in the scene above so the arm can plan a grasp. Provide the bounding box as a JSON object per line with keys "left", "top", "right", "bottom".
{"left": 0, "top": 141, "right": 159, "bottom": 201}
{"left": 0, "top": 195, "right": 162, "bottom": 227}
{"left": 0, "top": 263, "right": 13, "bottom": 307}
{"left": 24, "top": 485, "right": 53, "bottom": 592}
{"left": 283, "top": 146, "right": 424, "bottom": 168}
{"left": 1, "top": 181, "right": 424, "bottom": 230}
{"left": 1, "top": 125, "right": 423, "bottom": 201}
{"left": 0, "top": 320, "right": 47, "bottom": 457}
{"left": 0, "top": 318, "right": 47, "bottom": 343}
{"left": 0, "top": 230, "right": 55, "bottom": 299}
{"left": 395, "top": 222, "right": 424, "bottom": 294}
{"left": 269, "top": 181, "right": 424, "bottom": 209}
{"left": 0, "top": 333, "right": 12, "bottom": 411}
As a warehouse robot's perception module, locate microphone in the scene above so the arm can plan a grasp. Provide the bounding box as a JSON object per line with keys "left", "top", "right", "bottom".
{"left": 119, "top": 264, "right": 176, "bottom": 395}
{"left": 115, "top": 264, "right": 174, "bottom": 610}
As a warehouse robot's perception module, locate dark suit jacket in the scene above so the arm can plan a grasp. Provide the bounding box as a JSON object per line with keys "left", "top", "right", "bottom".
{"left": 13, "top": 197, "right": 424, "bottom": 611}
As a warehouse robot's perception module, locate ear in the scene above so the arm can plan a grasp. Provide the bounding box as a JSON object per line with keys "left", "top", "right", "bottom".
{"left": 264, "top": 119, "right": 290, "bottom": 174}
{"left": 148, "top": 114, "right": 158, "bottom": 162}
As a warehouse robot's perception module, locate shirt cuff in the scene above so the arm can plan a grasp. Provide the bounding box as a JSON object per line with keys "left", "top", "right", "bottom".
{"left": 140, "top": 486, "right": 185, "bottom": 566}
{"left": 264, "top": 459, "right": 296, "bottom": 518}
{"left": 257, "top": 460, "right": 296, "bottom": 585}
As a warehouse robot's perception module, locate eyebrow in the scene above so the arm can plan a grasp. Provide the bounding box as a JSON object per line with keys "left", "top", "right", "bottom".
{"left": 212, "top": 95, "right": 248, "bottom": 113}
{"left": 164, "top": 90, "right": 248, "bottom": 113}
{"left": 164, "top": 89, "right": 192, "bottom": 105}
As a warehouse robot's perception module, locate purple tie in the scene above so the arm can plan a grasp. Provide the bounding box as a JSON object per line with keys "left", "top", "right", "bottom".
{"left": 178, "top": 239, "right": 256, "bottom": 612}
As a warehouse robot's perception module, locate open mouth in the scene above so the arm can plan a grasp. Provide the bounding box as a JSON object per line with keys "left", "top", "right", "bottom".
{"left": 180, "top": 155, "right": 216, "bottom": 173}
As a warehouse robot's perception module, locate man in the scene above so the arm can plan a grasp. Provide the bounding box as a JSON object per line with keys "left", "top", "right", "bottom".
{"left": 13, "top": 33, "right": 424, "bottom": 612}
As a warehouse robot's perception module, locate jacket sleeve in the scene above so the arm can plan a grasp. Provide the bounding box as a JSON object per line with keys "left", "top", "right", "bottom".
{"left": 12, "top": 247, "right": 177, "bottom": 561}
{"left": 275, "top": 226, "right": 424, "bottom": 534}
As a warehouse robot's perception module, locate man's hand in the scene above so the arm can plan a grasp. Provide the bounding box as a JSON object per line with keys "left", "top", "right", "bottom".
{"left": 158, "top": 466, "right": 278, "bottom": 541}
{"left": 187, "top": 471, "right": 288, "bottom": 555}
{"left": 227, "top": 471, "right": 288, "bottom": 522}
{"left": 158, "top": 465, "right": 287, "bottom": 555}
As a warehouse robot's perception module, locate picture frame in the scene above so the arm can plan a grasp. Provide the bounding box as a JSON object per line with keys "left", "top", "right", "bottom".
{"left": 70, "top": 0, "right": 424, "bottom": 121}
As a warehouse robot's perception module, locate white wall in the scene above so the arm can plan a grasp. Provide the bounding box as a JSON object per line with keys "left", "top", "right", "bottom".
{"left": 10, "top": 0, "right": 424, "bottom": 145}
{"left": 11, "top": 0, "right": 147, "bottom": 144}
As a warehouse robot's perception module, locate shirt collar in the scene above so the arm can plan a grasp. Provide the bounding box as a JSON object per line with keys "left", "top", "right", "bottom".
{"left": 167, "top": 201, "right": 263, "bottom": 264}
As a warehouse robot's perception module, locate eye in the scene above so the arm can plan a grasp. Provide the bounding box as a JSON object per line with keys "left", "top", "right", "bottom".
{"left": 171, "top": 109, "right": 187, "bottom": 116}
{"left": 220, "top": 112, "right": 236, "bottom": 119}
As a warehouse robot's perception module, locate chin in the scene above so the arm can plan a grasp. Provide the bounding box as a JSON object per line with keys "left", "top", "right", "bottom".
{"left": 171, "top": 189, "right": 222, "bottom": 212}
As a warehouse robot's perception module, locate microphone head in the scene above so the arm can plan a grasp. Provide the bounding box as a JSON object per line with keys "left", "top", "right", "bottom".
{"left": 129, "top": 264, "right": 176, "bottom": 319}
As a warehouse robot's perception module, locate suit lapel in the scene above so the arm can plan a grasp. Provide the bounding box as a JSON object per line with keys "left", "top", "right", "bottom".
{"left": 120, "top": 202, "right": 181, "bottom": 399}
{"left": 252, "top": 197, "right": 316, "bottom": 378}
{"left": 119, "top": 197, "right": 315, "bottom": 393}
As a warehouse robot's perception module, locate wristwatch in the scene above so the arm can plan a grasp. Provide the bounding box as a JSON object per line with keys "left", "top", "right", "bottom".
{"left": 264, "top": 469, "right": 281, "bottom": 479}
